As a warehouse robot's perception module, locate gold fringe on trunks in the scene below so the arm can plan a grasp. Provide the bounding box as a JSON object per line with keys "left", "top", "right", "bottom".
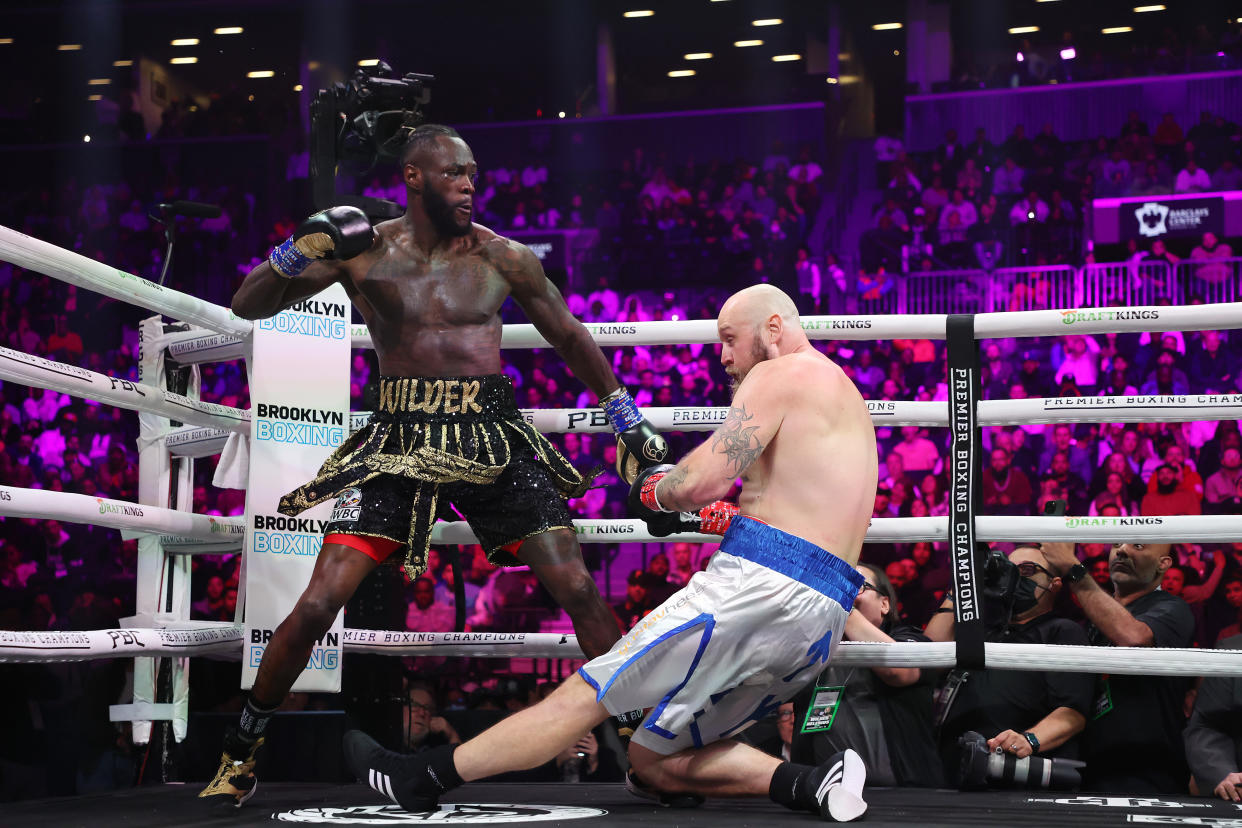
{"left": 276, "top": 414, "right": 594, "bottom": 580}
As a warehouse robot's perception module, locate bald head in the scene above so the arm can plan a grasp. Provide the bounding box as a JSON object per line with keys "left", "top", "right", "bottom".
{"left": 717, "top": 284, "right": 807, "bottom": 391}
{"left": 719, "top": 284, "right": 800, "bottom": 330}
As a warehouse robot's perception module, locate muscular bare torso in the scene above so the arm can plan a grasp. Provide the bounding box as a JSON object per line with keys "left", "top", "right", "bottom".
{"left": 338, "top": 220, "right": 517, "bottom": 376}
{"left": 738, "top": 352, "right": 878, "bottom": 564}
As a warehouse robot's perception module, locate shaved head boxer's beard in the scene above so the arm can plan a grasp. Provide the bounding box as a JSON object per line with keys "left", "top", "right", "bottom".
{"left": 730, "top": 335, "right": 770, "bottom": 397}
{"left": 422, "top": 184, "right": 472, "bottom": 238}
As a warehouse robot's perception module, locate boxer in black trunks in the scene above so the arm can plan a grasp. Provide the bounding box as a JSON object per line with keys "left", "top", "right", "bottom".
{"left": 199, "top": 123, "right": 663, "bottom": 810}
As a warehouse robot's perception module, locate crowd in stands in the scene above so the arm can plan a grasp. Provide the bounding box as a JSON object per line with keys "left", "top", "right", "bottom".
{"left": 2, "top": 118, "right": 1242, "bottom": 803}
{"left": 865, "top": 109, "right": 1241, "bottom": 282}
{"left": 363, "top": 141, "right": 831, "bottom": 296}
{"left": 947, "top": 18, "right": 1242, "bottom": 91}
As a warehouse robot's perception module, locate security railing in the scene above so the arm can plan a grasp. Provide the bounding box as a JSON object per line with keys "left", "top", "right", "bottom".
{"left": 1177, "top": 256, "right": 1242, "bottom": 305}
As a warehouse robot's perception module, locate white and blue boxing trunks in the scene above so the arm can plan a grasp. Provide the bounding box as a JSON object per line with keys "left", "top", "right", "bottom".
{"left": 579, "top": 516, "right": 864, "bottom": 755}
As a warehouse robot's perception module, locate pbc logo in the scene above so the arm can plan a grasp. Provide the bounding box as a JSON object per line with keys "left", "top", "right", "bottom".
{"left": 107, "top": 630, "right": 146, "bottom": 649}
{"left": 1135, "top": 202, "right": 1169, "bottom": 238}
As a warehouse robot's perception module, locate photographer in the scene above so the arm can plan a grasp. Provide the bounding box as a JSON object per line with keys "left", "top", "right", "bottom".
{"left": 1041, "top": 541, "right": 1195, "bottom": 794}
{"left": 791, "top": 563, "right": 943, "bottom": 787}
{"left": 926, "top": 545, "right": 1094, "bottom": 787}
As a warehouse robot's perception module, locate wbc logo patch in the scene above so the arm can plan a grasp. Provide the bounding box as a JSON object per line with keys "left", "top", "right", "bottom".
{"left": 330, "top": 488, "right": 362, "bottom": 523}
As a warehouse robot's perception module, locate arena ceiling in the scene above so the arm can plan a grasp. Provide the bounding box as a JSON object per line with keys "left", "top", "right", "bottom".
{"left": 0, "top": 0, "right": 1236, "bottom": 137}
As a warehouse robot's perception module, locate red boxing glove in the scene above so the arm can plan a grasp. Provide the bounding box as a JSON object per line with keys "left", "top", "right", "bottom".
{"left": 698, "top": 501, "right": 739, "bottom": 536}
{"left": 638, "top": 470, "right": 670, "bottom": 513}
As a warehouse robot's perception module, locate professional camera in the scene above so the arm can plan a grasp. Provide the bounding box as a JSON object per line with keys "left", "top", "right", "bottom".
{"left": 978, "top": 544, "right": 1022, "bottom": 630}
{"left": 958, "top": 731, "right": 1085, "bottom": 791}
{"left": 309, "top": 62, "right": 435, "bottom": 218}
{"left": 977, "top": 499, "right": 1068, "bottom": 632}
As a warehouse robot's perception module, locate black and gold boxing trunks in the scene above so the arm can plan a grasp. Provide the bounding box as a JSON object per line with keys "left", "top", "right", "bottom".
{"left": 278, "top": 375, "right": 594, "bottom": 579}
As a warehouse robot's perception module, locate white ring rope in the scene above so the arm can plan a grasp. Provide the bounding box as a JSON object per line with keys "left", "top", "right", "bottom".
{"left": 429, "top": 514, "right": 1242, "bottom": 545}
{"left": 162, "top": 329, "right": 246, "bottom": 366}
{"left": 6, "top": 626, "right": 1242, "bottom": 678}
{"left": 974, "top": 304, "right": 1242, "bottom": 338}
{"left": 158, "top": 534, "right": 245, "bottom": 554}
{"left": 350, "top": 395, "right": 1242, "bottom": 436}
{"left": 0, "top": 485, "right": 244, "bottom": 543}
{"left": 354, "top": 316, "right": 947, "bottom": 350}
{"left": 341, "top": 634, "right": 1242, "bottom": 678}
{"left": 980, "top": 394, "right": 1242, "bottom": 425}
{"left": 0, "top": 346, "right": 250, "bottom": 434}
{"left": 347, "top": 302, "right": 1242, "bottom": 351}
{"left": 0, "top": 625, "right": 243, "bottom": 662}
{"left": 0, "top": 225, "right": 250, "bottom": 337}
{"left": 164, "top": 425, "right": 231, "bottom": 458}
{"left": 6, "top": 482, "right": 1231, "bottom": 556}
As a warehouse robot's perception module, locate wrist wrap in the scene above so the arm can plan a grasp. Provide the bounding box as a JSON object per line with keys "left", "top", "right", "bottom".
{"left": 268, "top": 236, "right": 315, "bottom": 278}
{"left": 639, "top": 471, "right": 672, "bottom": 513}
{"left": 600, "top": 387, "right": 643, "bottom": 432}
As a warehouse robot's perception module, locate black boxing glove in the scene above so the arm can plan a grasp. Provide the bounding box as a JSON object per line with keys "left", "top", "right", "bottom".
{"left": 600, "top": 387, "right": 668, "bottom": 484}
{"left": 269, "top": 206, "right": 374, "bottom": 278}
{"left": 628, "top": 464, "right": 698, "bottom": 537}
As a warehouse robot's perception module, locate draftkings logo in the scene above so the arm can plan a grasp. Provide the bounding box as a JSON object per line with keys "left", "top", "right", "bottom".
{"left": 272, "top": 803, "right": 607, "bottom": 823}
{"left": 1135, "top": 202, "right": 1170, "bottom": 237}
{"left": 1060, "top": 308, "right": 1159, "bottom": 325}
{"left": 1064, "top": 516, "right": 1163, "bottom": 529}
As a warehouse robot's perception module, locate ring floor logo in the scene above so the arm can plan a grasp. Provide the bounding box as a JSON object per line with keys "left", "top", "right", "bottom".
{"left": 274, "top": 803, "right": 607, "bottom": 823}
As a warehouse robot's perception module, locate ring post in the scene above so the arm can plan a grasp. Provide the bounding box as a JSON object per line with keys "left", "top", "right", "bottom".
{"left": 946, "top": 314, "right": 986, "bottom": 669}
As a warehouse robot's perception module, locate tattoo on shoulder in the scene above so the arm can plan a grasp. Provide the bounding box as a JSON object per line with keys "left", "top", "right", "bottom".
{"left": 711, "top": 404, "right": 764, "bottom": 476}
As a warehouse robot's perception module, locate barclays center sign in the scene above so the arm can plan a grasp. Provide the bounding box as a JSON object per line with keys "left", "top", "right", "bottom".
{"left": 1091, "top": 190, "right": 1237, "bottom": 245}
{"left": 1130, "top": 196, "right": 1222, "bottom": 240}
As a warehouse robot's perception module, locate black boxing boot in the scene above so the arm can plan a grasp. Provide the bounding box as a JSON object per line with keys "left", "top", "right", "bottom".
{"left": 769, "top": 749, "right": 867, "bottom": 822}
{"left": 344, "top": 730, "right": 461, "bottom": 813}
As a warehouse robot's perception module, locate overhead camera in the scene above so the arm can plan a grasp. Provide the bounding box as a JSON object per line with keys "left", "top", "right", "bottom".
{"left": 310, "top": 62, "right": 434, "bottom": 218}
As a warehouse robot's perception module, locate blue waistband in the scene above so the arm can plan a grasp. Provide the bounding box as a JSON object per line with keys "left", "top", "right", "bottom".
{"left": 719, "top": 517, "right": 864, "bottom": 611}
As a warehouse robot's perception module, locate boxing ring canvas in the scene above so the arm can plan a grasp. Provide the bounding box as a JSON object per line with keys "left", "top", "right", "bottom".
{"left": 6, "top": 782, "right": 1240, "bottom": 827}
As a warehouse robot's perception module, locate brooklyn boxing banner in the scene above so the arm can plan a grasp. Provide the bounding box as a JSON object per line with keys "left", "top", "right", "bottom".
{"left": 242, "top": 285, "right": 351, "bottom": 692}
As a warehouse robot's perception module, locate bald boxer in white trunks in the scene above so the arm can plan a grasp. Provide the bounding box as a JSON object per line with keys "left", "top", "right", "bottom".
{"left": 345, "top": 284, "right": 880, "bottom": 822}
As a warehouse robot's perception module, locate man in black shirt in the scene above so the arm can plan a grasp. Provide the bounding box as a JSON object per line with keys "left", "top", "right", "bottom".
{"left": 1184, "top": 634, "right": 1242, "bottom": 801}
{"left": 1043, "top": 540, "right": 1195, "bottom": 794}
{"left": 927, "top": 545, "right": 1095, "bottom": 786}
